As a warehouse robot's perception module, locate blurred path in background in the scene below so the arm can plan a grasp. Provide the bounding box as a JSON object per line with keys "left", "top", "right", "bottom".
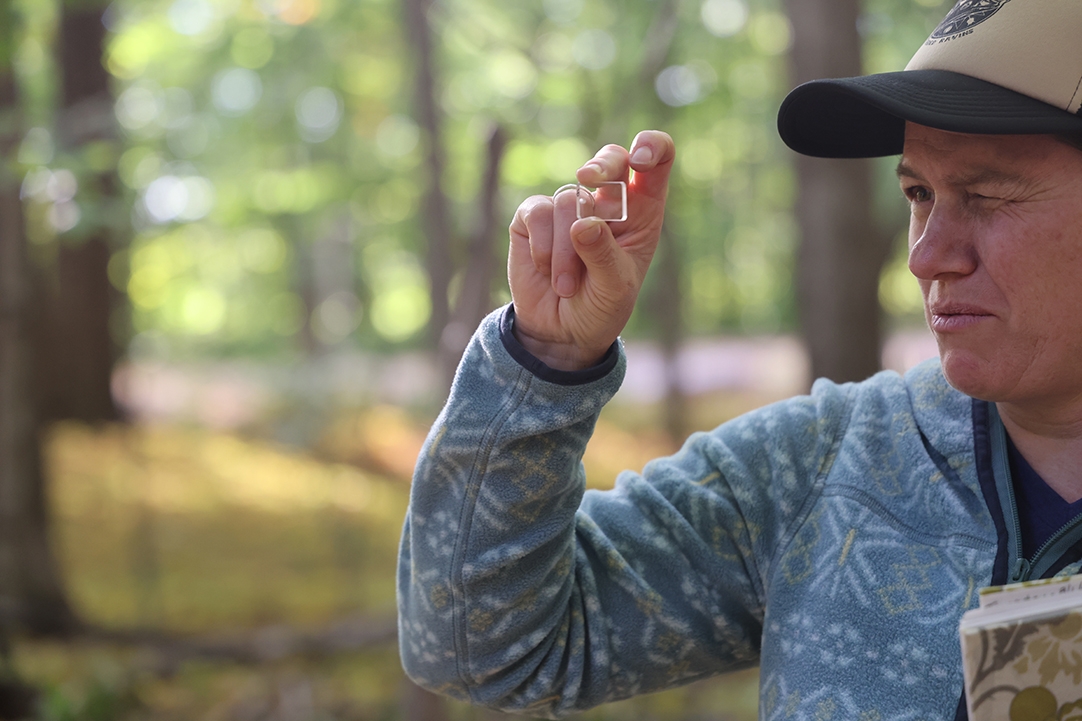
{"left": 112, "top": 329, "right": 938, "bottom": 432}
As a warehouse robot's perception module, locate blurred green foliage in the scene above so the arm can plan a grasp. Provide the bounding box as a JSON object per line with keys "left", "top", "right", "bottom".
{"left": 11, "top": 0, "right": 949, "bottom": 363}
{"left": 3, "top": 0, "right": 959, "bottom": 716}
{"left": 4, "top": 1, "right": 960, "bottom": 717}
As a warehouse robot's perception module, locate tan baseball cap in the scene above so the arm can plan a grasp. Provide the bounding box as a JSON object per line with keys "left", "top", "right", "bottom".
{"left": 777, "top": 0, "right": 1082, "bottom": 158}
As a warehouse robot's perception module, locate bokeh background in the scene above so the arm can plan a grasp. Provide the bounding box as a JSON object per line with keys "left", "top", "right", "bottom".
{"left": 0, "top": 0, "right": 951, "bottom": 718}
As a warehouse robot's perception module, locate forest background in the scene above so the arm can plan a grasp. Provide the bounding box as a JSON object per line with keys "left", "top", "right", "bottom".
{"left": 0, "top": 0, "right": 949, "bottom": 718}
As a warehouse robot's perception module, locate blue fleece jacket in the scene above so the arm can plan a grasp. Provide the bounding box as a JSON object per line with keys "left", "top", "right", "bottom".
{"left": 397, "top": 307, "right": 1082, "bottom": 720}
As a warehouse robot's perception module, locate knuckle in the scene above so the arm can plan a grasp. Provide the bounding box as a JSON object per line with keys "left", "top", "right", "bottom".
{"left": 521, "top": 197, "right": 553, "bottom": 226}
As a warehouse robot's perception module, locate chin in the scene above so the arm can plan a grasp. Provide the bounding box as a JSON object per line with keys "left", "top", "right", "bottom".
{"left": 937, "top": 349, "right": 1003, "bottom": 402}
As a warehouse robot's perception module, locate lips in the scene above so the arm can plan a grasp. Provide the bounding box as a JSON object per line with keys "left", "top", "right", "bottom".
{"left": 928, "top": 302, "right": 995, "bottom": 333}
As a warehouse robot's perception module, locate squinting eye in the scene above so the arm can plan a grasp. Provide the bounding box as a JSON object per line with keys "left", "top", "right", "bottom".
{"left": 905, "top": 186, "right": 931, "bottom": 203}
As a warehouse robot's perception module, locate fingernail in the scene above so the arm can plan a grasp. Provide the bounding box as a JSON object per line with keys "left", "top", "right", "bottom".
{"left": 555, "top": 273, "right": 576, "bottom": 297}
{"left": 583, "top": 162, "right": 603, "bottom": 175}
{"left": 630, "top": 147, "right": 653, "bottom": 165}
{"left": 576, "top": 219, "right": 602, "bottom": 245}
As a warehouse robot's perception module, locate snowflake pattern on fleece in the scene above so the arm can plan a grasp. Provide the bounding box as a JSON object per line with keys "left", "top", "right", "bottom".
{"left": 397, "top": 306, "right": 1000, "bottom": 720}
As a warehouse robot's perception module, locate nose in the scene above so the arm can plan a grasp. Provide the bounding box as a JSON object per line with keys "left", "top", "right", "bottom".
{"left": 907, "top": 202, "right": 978, "bottom": 281}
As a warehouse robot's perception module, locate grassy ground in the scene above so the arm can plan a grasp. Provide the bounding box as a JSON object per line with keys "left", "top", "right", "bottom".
{"left": 14, "top": 394, "right": 771, "bottom": 720}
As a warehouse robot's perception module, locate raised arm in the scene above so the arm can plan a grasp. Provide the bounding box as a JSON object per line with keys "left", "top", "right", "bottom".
{"left": 397, "top": 132, "right": 838, "bottom": 717}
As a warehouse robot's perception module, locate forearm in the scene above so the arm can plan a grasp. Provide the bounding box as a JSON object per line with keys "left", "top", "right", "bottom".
{"left": 397, "top": 306, "right": 626, "bottom": 714}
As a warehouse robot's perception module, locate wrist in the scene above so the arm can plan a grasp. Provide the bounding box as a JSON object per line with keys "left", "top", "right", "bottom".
{"left": 509, "top": 311, "right": 609, "bottom": 372}
{"left": 513, "top": 330, "right": 608, "bottom": 371}
{"left": 499, "top": 306, "right": 620, "bottom": 385}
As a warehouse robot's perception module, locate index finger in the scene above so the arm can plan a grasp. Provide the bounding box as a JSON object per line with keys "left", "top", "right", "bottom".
{"left": 576, "top": 144, "right": 631, "bottom": 188}
{"left": 575, "top": 130, "right": 675, "bottom": 202}
{"left": 626, "top": 130, "right": 675, "bottom": 200}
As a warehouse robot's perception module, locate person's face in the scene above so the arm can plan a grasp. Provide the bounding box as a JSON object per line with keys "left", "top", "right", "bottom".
{"left": 901, "top": 123, "right": 1082, "bottom": 408}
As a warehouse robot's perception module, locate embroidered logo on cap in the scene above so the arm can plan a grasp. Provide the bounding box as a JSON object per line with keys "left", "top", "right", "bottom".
{"left": 931, "top": 0, "right": 1011, "bottom": 39}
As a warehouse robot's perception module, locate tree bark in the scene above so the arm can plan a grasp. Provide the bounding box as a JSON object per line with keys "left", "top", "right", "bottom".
{"left": 651, "top": 223, "right": 686, "bottom": 443}
{"left": 438, "top": 124, "right": 506, "bottom": 388}
{"left": 403, "top": 0, "right": 454, "bottom": 355}
{"left": 785, "top": 0, "right": 890, "bottom": 384}
{"left": 0, "top": 5, "right": 80, "bottom": 636}
{"left": 32, "top": 1, "right": 122, "bottom": 424}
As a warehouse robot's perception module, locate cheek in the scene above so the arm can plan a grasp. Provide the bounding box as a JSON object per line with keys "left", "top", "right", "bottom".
{"left": 1042, "top": 224, "right": 1082, "bottom": 276}
{"left": 978, "top": 257, "right": 1082, "bottom": 369}
{"left": 988, "top": 223, "right": 1081, "bottom": 309}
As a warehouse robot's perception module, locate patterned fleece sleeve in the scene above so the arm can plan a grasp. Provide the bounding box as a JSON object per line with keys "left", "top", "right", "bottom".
{"left": 396, "top": 307, "right": 848, "bottom": 718}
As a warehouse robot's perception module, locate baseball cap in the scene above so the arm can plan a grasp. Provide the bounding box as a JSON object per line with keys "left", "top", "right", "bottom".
{"left": 777, "top": 0, "right": 1082, "bottom": 158}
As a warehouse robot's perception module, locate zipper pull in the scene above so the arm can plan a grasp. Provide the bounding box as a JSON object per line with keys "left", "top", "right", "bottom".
{"left": 1011, "top": 557, "right": 1031, "bottom": 583}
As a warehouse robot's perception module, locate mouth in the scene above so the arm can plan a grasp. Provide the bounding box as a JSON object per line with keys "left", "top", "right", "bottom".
{"left": 928, "top": 304, "right": 994, "bottom": 333}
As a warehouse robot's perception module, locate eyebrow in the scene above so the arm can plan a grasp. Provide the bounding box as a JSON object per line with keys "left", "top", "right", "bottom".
{"left": 894, "top": 161, "right": 923, "bottom": 180}
{"left": 895, "top": 160, "right": 1026, "bottom": 188}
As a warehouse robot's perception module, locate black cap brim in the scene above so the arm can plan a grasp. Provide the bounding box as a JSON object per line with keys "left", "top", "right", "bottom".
{"left": 777, "top": 69, "right": 1082, "bottom": 158}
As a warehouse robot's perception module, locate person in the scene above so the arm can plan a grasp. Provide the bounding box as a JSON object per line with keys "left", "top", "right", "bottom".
{"left": 397, "top": 1, "right": 1082, "bottom": 718}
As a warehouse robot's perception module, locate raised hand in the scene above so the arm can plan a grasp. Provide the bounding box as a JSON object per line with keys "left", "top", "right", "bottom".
{"left": 507, "top": 130, "right": 675, "bottom": 371}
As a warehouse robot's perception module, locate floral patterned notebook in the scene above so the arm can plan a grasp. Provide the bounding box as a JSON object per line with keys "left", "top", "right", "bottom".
{"left": 960, "top": 574, "right": 1082, "bottom": 720}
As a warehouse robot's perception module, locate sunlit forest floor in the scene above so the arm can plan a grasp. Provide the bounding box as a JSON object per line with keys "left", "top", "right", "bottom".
{"left": 12, "top": 388, "right": 796, "bottom": 720}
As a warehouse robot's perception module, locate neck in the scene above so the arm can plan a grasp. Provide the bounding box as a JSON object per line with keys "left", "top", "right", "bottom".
{"left": 997, "top": 400, "right": 1082, "bottom": 503}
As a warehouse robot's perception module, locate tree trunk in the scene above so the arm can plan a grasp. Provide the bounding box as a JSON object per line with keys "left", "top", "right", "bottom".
{"left": 32, "top": 1, "right": 122, "bottom": 424}
{"left": 651, "top": 223, "right": 686, "bottom": 443}
{"left": 785, "top": 0, "right": 890, "bottom": 384}
{"left": 403, "top": 0, "right": 454, "bottom": 355}
{"left": 0, "top": 633, "right": 36, "bottom": 721}
{"left": 32, "top": 239, "right": 119, "bottom": 422}
{"left": 0, "top": 5, "right": 80, "bottom": 636}
{"left": 438, "top": 124, "right": 507, "bottom": 388}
